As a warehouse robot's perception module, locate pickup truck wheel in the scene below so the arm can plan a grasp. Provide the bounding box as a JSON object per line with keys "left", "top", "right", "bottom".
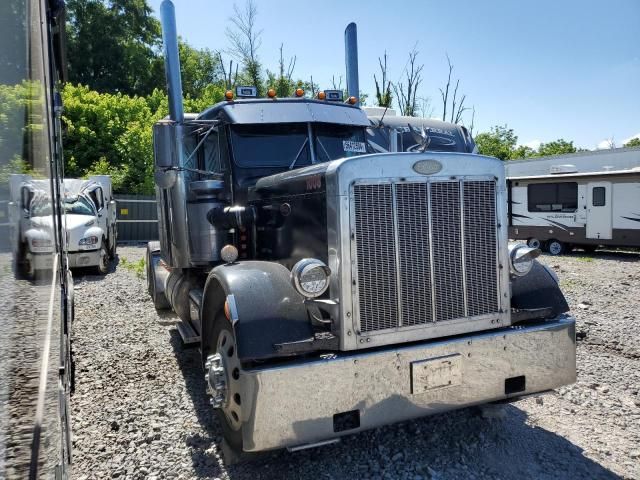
{"left": 205, "top": 314, "right": 244, "bottom": 455}
{"left": 95, "top": 245, "right": 109, "bottom": 275}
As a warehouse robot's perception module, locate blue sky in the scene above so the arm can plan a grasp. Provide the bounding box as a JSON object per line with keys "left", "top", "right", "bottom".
{"left": 149, "top": 0, "right": 640, "bottom": 150}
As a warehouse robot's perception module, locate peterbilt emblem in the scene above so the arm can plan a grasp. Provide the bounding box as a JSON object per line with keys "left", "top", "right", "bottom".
{"left": 412, "top": 159, "right": 443, "bottom": 175}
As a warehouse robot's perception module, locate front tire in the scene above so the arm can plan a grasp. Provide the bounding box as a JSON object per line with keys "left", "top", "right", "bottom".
{"left": 546, "top": 239, "right": 564, "bottom": 256}
{"left": 95, "top": 244, "right": 109, "bottom": 274}
{"left": 205, "top": 313, "right": 244, "bottom": 455}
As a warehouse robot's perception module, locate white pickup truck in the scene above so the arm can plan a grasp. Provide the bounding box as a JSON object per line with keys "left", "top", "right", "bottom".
{"left": 10, "top": 174, "right": 117, "bottom": 278}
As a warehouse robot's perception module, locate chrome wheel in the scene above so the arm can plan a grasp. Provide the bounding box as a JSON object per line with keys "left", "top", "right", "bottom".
{"left": 206, "top": 327, "right": 242, "bottom": 431}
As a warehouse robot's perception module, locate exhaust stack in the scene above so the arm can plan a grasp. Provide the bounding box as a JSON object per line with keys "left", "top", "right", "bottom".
{"left": 160, "top": 0, "right": 184, "bottom": 123}
{"left": 344, "top": 22, "right": 359, "bottom": 107}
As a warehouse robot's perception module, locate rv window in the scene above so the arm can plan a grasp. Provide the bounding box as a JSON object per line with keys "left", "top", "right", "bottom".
{"left": 527, "top": 182, "right": 577, "bottom": 212}
{"left": 592, "top": 187, "right": 606, "bottom": 206}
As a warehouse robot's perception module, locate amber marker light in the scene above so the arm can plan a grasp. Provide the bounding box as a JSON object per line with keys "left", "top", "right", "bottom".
{"left": 317, "top": 91, "right": 326, "bottom": 100}
{"left": 267, "top": 88, "right": 277, "bottom": 98}
{"left": 295, "top": 88, "right": 304, "bottom": 97}
{"left": 347, "top": 96, "right": 357, "bottom": 105}
{"left": 224, "top": 90, "right": 234, "bottom": 101}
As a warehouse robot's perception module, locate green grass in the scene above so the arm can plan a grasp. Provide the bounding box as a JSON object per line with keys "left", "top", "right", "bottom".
{"left": 575, "top": 256, "right": 594, "bottom": 263}
{"left": 120, "top": 257, "right": 146, "bottom": 278}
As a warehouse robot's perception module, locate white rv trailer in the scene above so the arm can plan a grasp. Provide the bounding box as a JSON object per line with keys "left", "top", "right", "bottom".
{"left": 507, "top": 148, "right": 640, "bottom": 254}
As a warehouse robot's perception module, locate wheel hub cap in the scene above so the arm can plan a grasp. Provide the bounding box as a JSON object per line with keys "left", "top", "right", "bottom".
{"left": 205, "top": 353, "right": 226, "bottom": 409}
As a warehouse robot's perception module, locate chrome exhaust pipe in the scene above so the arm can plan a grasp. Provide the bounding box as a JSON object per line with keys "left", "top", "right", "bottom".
{"left": 344, "top": 22, "right": 359, "bottom": 106}
{"left": 159, "top": 0, "right": 184, "bottom": 123}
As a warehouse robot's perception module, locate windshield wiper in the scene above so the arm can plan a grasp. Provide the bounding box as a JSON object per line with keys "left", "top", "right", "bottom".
{"left": 289, "top": 138, "right": 309, "bottom": 170}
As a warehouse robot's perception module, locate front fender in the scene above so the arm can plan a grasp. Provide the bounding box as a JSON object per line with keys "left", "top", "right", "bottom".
{"left": 201, "top": 261, "right": 312, "bottom": 363}
{"left": 511, "top": 260, "right": 569, "bottom": 317}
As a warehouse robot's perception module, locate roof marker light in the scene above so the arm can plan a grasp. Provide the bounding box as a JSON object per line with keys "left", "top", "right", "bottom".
{"left": 267, "top": 88, "right": 276, "bottom": 98}
{"left": 317, "top": 91, "right": 326, "bottom": 100}
{"left": 295, "top": 88, "right": 304, "bottom": 97}
{"left": 224, "top": 90, "right": 234, "bottom": 101}
{"left": 347, "top": 96, "right": 357, "bottom": 105}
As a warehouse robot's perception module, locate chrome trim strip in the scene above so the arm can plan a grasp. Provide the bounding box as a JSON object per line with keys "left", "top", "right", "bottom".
{"left": 391, "top": 183, "right": 404, "bottom": 326}
{"left": 459, "top": 179, "right": 469, "bottom": 317}
{"left": 426, "top": 181, "right": 437, "bottom": 323}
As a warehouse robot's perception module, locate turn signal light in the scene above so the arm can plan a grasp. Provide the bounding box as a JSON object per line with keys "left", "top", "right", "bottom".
{"left": 317, "top": 91, "right": 326, "bottom": 100}
{"left": 347, "top": 96, "right": 357, "bottom": 105}
{"left": 267, "top": 88, "right": 276, "bottom": 98}
{"left": 295, "top": 87, "right": 304, "bottom": 97}
{"left": 225, "top": 90, "right": 234, "bottom": 101}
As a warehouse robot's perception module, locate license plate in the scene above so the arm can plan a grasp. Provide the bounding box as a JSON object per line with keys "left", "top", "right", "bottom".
{"left": 411, "top": 354, "right": 462, "bottom": 394}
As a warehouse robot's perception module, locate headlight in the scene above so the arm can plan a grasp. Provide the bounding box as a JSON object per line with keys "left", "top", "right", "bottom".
{"left": 509, "top": 244, "right": 541, "bottom": 276}
{"left": 291, "top": 258, "right": 331, "bottom": 298}
{"left": 79, "top": 235, "right": 99, "bottom": 246}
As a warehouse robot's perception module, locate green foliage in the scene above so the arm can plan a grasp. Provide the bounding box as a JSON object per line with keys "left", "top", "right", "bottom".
{"left": 66, "top": 0, "right": 221, "bottom": 98}
{"left": 477, "top": 126, "right": 580, "bottom": 160}
{"left": 120, "top": 256, "right": 146, "bottom": 278}
{"left": 624, "top": 137, "right": 640, "bottom": 148}
{"left": 66, "top": 0, "right": 162, "bottom": 96}
{"left": 536, "top": 139, "right": 576, "bottom": 157}
{"left": 0, "top": 80, "right": 50, "bottom": 178}
{"left": 475, "top": 125, "right": 518, "bottom": 160}
{"left": 61, "top": 83, "right": 161, "bottom": 194}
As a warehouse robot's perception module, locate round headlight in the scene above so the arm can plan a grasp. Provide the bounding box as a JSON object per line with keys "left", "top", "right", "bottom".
{"left": 509, "top": 244, "right": 540, "bottom": 276}
{"left": 291, "top": 259, "right": 331, "bottom": 298}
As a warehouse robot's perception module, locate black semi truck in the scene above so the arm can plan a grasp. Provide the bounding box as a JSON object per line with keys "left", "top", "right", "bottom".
{"left": 147, "top": 0, "right": 576, "bottom": 461}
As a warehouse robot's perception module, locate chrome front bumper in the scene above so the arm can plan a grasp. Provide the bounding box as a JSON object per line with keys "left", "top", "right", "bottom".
{"left": 239, "top": 315, "right": 576, "bottom": 452}
{"left": 67, "top": 249, "right": 101, "bottom": 268}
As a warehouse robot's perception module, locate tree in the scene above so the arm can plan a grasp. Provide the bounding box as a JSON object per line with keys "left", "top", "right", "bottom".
{"left": 65, "top": 0, "right": 163, "bottom": 96}
{"left": 624, "top": 137, "right": 640, "bottom": 148}
{"left": 392, "top": 47, "right": 423, "bottom": 116}
{"left": 512, "top": 145, "right": 535, "bottom": 159}
{"left": 535, "top": 139, "right": 576, "bottom": 157}
{"left": 439, "top": 54, "right": 468, "bottom": 124}
{"left": 226, "top": 0, "right": 263, "bottom": 95}
{"left": 474, "top": 125, "right": 518, "bottom": 160}
{"left": 374, "top": 52, "right": 392, "bottom": 108}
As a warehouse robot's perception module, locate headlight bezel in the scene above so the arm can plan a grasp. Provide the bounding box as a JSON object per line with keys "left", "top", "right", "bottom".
{"left": 79, "top": 235, "right": 99, "bottom": 246}
{"left": 291, "top": 258, "right": 331, "bottom": 298}
{"left": 509, "top": 244, "right": 541, "bottom": 276}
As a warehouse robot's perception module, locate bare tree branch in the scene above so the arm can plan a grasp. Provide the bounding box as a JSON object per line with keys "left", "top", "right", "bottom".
{"left": 392, "top": 47, "right": 423, "bottom": 116}
{"left": 440, "top": 54, "right": 453, "bottom": 121}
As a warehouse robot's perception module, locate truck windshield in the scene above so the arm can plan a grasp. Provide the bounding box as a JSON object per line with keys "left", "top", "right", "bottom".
{"left": 231, "top": 123, "right": 310, "bottom": 168}
{"left": 230, "top": 122, "right": 367, "bottom": 168}
{"left": 63, "top": 196, "right": 95, "bottom": 216}
{"left": 314, "top": 124, "right": 367, "bottom": 162}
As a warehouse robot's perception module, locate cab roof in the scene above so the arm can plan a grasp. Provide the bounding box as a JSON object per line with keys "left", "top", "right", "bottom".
{"left": 195, "top": 97, "right": 370, "bottom": 127}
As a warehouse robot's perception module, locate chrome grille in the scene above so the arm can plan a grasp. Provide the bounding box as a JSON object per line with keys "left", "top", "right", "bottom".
{"left": 463, "top": 181, "right": 498, "bottom": 316}
{"left": 352, "top": 179, "right": 499, "bottom": 333}
{"left": 353, "top": 184, "right": 398, "bottom": 332}
{"left": 396, "top": 183, "right": 432, "bottom": 326}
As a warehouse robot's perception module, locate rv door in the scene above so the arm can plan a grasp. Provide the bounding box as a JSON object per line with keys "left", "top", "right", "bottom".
{"left": 586, "top": 182, "right": 612, "bottom": 240}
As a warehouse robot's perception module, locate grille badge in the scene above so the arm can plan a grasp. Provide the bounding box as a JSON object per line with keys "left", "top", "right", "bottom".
{"left": 412, "top": 159, "right": 442, "bottom": 175}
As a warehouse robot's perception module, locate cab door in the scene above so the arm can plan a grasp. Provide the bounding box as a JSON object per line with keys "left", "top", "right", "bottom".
{"left": 88, "top": 187, "right": 107, "bottom": 238}
{"left": 586, "top": 182, "right": 612, "bottom": 240}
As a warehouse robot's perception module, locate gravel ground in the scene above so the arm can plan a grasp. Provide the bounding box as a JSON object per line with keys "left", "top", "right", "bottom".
{"left": 71, "top": 246, "right": 640, "bottom": 480}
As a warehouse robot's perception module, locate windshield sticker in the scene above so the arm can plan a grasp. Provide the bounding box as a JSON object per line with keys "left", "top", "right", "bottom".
{"left": 343, "top": 140, "right": 367, "bottom": 153}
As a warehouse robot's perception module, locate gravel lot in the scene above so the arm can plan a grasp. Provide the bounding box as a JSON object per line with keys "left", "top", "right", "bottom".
{"left": 71, "top": 246, "right": 640, "bottom": 480}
